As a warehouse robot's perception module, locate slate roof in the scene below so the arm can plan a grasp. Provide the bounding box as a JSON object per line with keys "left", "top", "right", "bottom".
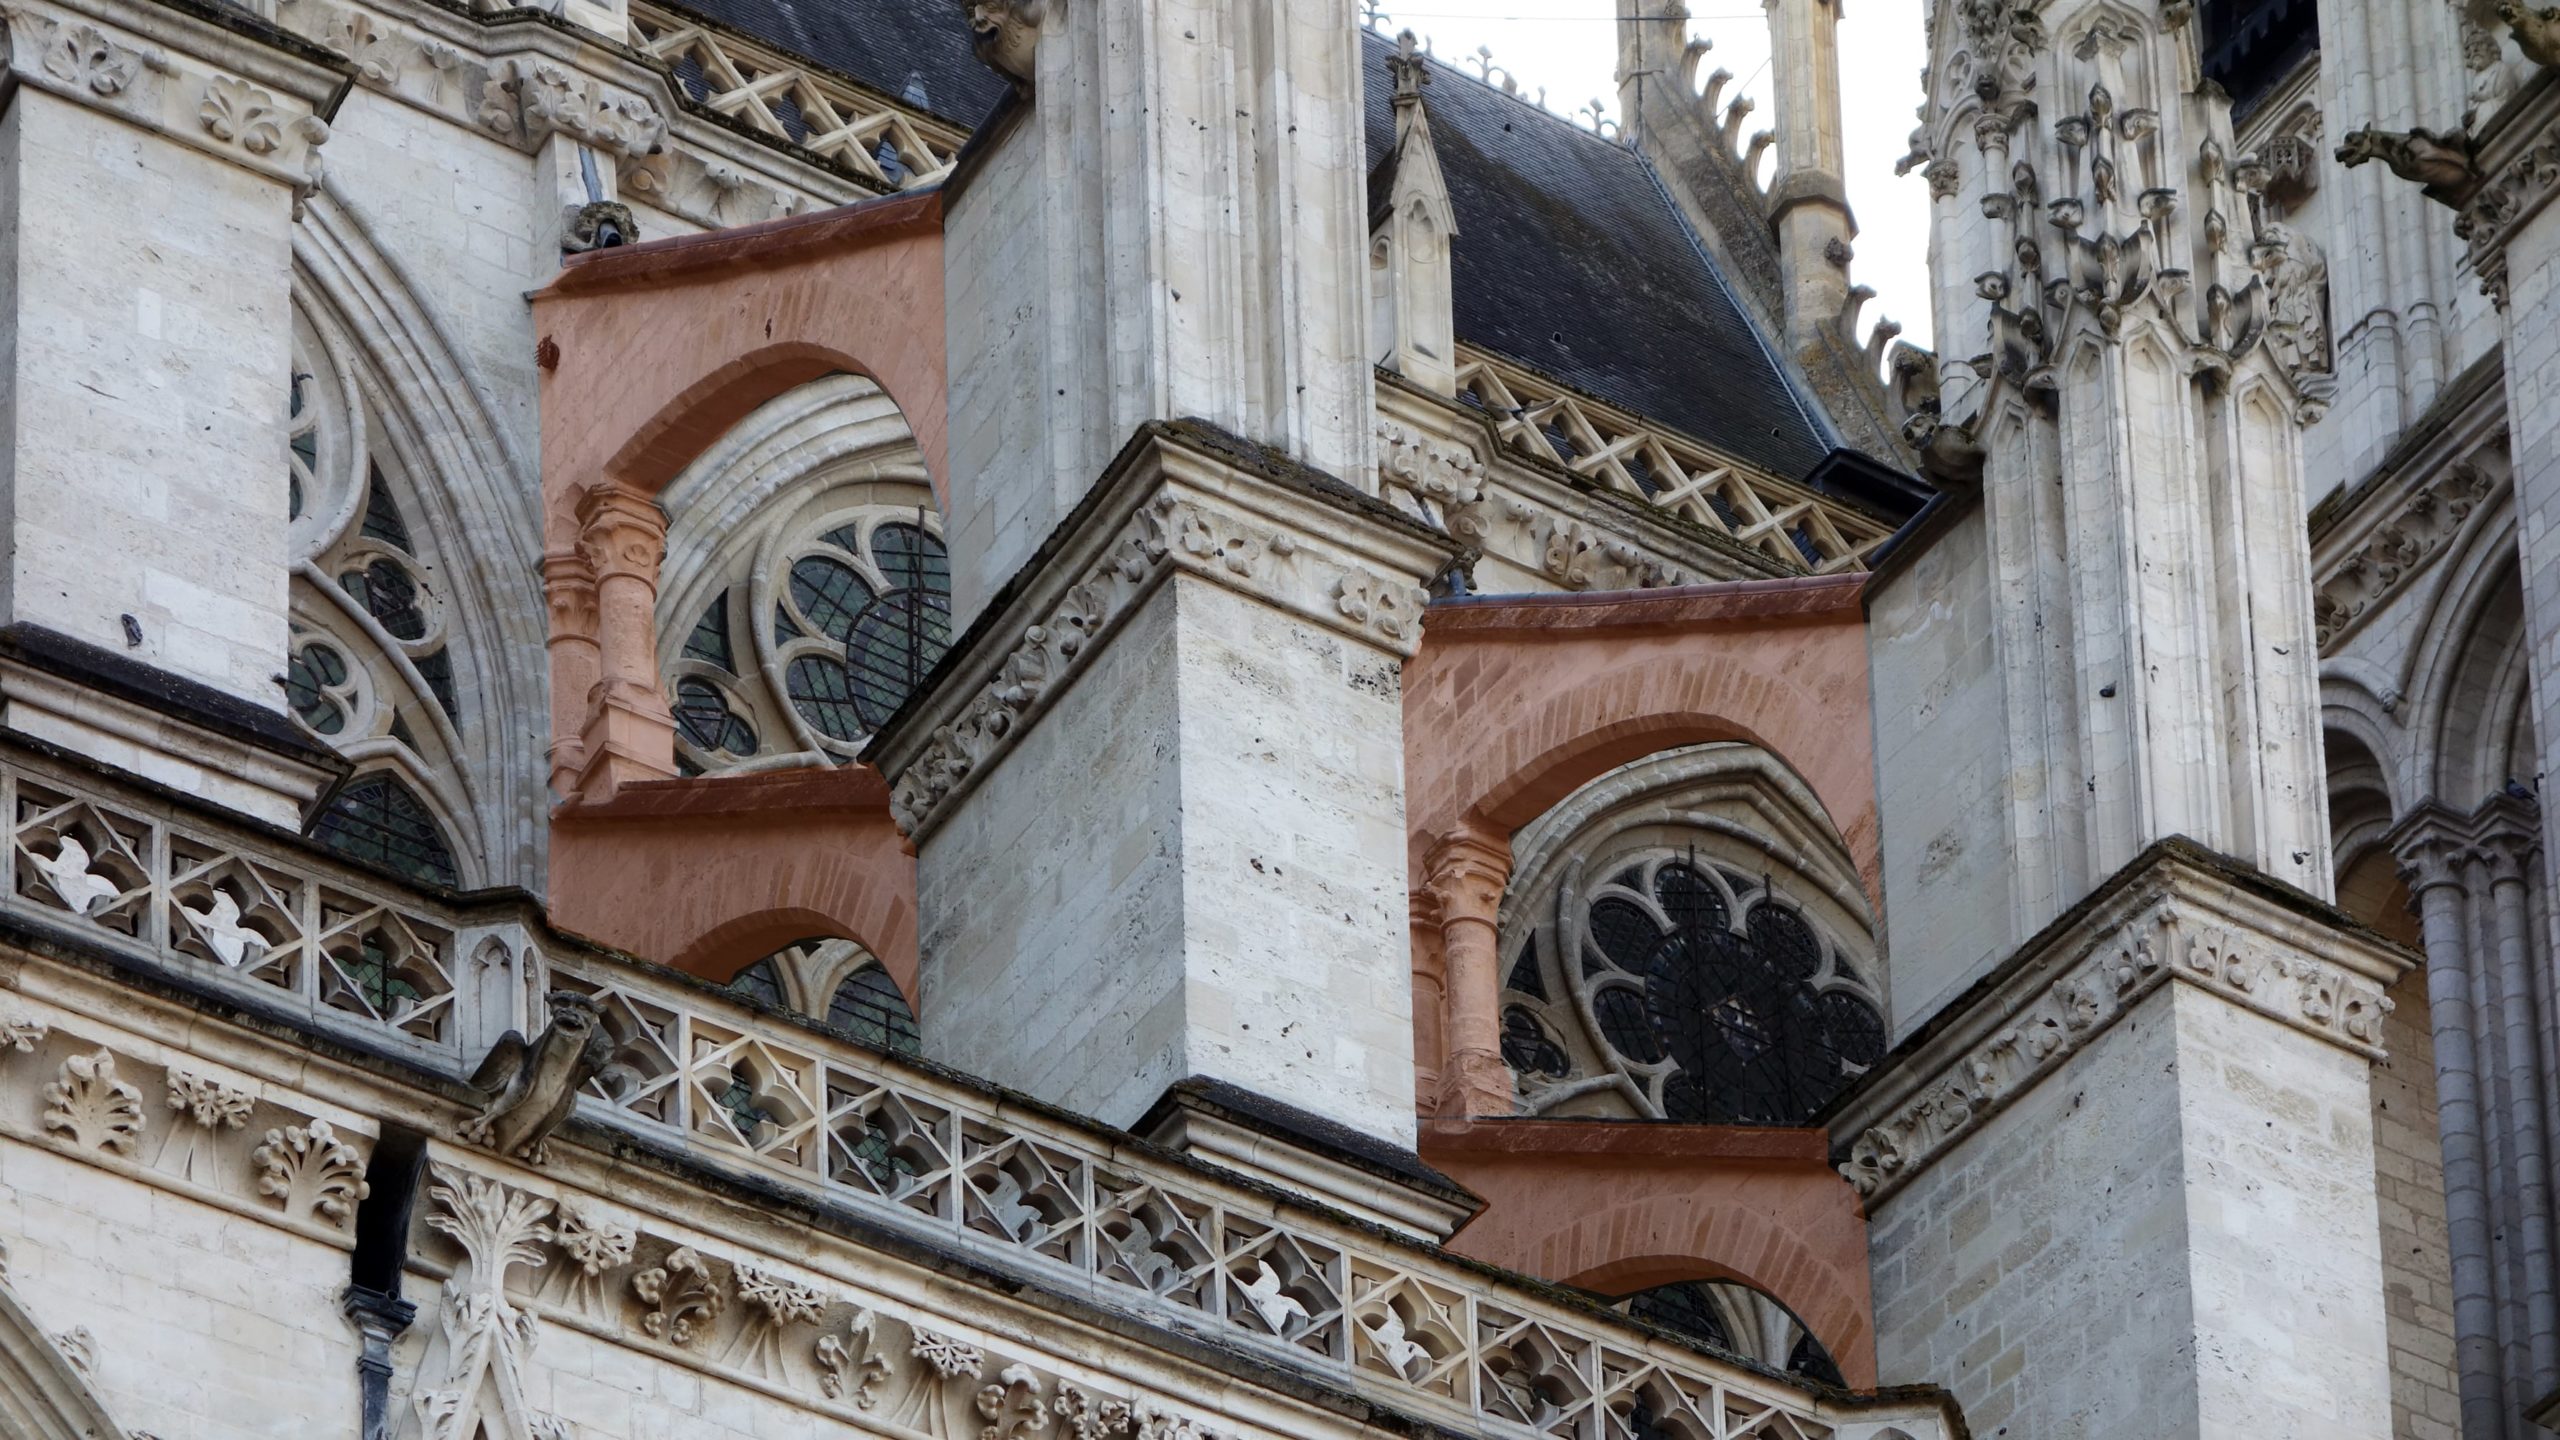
{"left": 664, "top": 2, "right": 1841, "bottom": 487}
{"left": 1360, "top": 33, "right": 1833, "bottom": 485}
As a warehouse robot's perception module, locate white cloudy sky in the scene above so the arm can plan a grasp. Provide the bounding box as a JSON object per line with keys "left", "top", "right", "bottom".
{"left": 1368, "top": 0, "right": 1935, "bottom": 349}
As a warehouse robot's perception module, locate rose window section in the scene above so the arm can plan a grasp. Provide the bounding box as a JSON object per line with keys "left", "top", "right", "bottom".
{"left": 1500, "top": 854, "right": 1883, "bottom": 1125}
{"left": 667, "top": 513, "right": 950, "bottom": 774}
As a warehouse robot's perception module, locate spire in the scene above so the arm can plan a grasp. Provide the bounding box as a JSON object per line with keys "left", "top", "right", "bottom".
{"left": 1762, "top": 0, "right": 1856, "bottom": 358}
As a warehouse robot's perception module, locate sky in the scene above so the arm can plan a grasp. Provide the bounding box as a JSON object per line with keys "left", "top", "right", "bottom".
{"left": 1363, "top": 0, "right": 1935, "bottom": 351}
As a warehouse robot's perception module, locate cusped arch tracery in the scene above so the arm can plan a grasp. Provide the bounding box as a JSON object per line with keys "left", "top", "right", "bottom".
{"left": 282, "top": 293, "right": 510, "bottom": 888}
{"left": 654, "top": 376, "right": 950, "bottom": 774}
{"left": 1497, "top": 745, "right": 1882, "bottom": 1124}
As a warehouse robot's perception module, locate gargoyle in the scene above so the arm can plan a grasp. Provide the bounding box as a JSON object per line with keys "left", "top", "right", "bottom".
{"left": 458, "top": 991, "right": 613, "bottom": 1165}
{"left": 2502, "top": 0, "right": 2560, "bottom": 68}
{"left": 2336, "top": 125, "right": 2481, "bottom": 204}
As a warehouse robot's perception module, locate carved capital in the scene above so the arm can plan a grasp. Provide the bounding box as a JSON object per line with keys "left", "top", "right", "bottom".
{"left": 542, "top": 546, "right": 600, "bottom": 635}
{"left": 1421, "top": 831, "right": 1508, "bottom": 928}
{"left": 573, "top": 481, "right": 668, "bottom": 588}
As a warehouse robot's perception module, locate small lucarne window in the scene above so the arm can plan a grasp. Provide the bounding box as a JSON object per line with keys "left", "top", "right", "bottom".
{"left": 308, "top": 772, "right": 461, "bottom": 889}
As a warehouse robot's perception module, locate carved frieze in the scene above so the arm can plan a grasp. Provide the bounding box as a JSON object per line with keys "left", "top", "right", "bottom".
{"left": 0, "top": 0, "right": 335, "bottom": 194}
{"left": 876, "top": 431, "right": 1457, "bottom": 840}
{"left": 1833, "top": 856, "right": 2409, "bottom": 1204}
{"left": 2314, "top": 455, "right": 2503, "bottom": 647}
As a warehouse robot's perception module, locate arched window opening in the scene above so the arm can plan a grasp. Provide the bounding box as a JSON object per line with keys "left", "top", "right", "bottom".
{"left": 309, "top": 772, "right": 461, "bottom": 890}
{"left": 1617, "top": 1279, "right": 1843, "bottom": 1385}
{"left": 723, "top": 935, "right": 919, "bottom": 1055}
{"left": 1499, "top": 744, "right": 1881, "bottom": 1123}
{"left": 281, "top": 297, "right": 492, "bottom": 885}
{"left": 655, "top": 376, "right": 945, "bottom": 776}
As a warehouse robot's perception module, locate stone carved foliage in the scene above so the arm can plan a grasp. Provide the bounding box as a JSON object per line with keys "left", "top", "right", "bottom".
{"left": 477, "top": 58, "right": 665, "bottom": 156}
{"left": 253, "top": 1118, "right": 370, "bottom": 1225}
{"left": 165, "top": 1070, "right": 255, "bottom": 1132}
{"left": 41, "top": 22, "right": 142, "bottom": 94}
{"left": 1375, "top": 419, "right": 1489, "bottom": 541}
{"left": 633, "top": 1245, "right": 728, "bottom": 1346}
{"left": 2453, "top": 121, "right": 2560, "bottom": 305}
{"left": 415, "top": 1163, "right": 567, "bottom": 1440}
{"left": 2313, "top": 454, "right": 2502, "bottom": 645}
{"left": 41, "top": 1050, "right": 143, "bottom": 1158}
{"left": 1838, "top": 896, "right": 2395, "bottom": 1201}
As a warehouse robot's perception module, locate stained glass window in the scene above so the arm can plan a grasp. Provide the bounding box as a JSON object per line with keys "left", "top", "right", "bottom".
{"left": 1496, "top": 747, "right": 1885, "bottom": 1126}
{"left": 826, "top": 964, "right": 921, "bottom": 1055}
{"left": 726, "top": 956, "right": 788, "bottom": 1010}
{"left": 308, "top": 772, "right": 460, "bottom": 889}
{"left": 663, "top": 499, "right": 950, "bottom": 773}
{"left": 1618, "top": 1280, "right": 1843, "bottom": 1384}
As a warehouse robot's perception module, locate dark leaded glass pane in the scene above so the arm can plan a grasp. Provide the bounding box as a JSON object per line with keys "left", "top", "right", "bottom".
{"left": 774, "top": 605, "right": 808, "bottom": 645}
{"left": 789, "top": 555, "right": 873, "bottom": 643}
{"left": 309, "top": 773, "right": 459, "bottom": 888}
{"left": 674, "top": 678, "right": 757, "bottom": 756}
{"left": 846, "top": 589, "right": 951, "bottom": 730}
{"left": 826, "top": 965, "right": 921, "bottom": 1055}
{"left": 1505, "top": 940, "right": 1547, "bottom": 1000}
{"left": 1587, "top": 897, "right": 1658, "bottom": 974}
{"left": 361, "top": 468, "right": 413, "bottom": 552}
{"left": 684, "top": 592, "right": 735, "bottom": 669}
{"left": 871, "top": 523, "right": 951, "bottom": 590}
{"left": 342, "top": 559, "right": 427, "bottom": 641}
{"left": 1788, "top": 1329, "right": 1846, "bottom": 1387}
{"left": 1577, "top": 863, "right": 1884, "bottom": 1125}
{"left": 1747, "top": 903, "right": 1823, "bottom": 980}
{"left": 787, "top": 655, "right": 864, "bottom": 742}
{"left": 414, "top": 647, "right": 458, "bottom": 720}
{"left": 1624, "top": 1282, "right": 1732, "bottom": 1350}
{"left": 727, "top": 956, "right": 787, "bottom": 1009}
{"left": 284, "top": 644, "right": 346, "bottom": 735}
{"left": 1592, "top": 982, "right": 1662, "bottom": 1065}
{"left": 1500, "top": 1005, "right": 1569, "bottom": 1078}
{"left": 338, "top": 929, "right": 423, "bottom": 1016}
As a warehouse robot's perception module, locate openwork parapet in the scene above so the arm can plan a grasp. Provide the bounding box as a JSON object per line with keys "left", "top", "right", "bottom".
{"left": 0, "top": 742, "right": 1949, "bottom": 1440}
{"left": 1452, "top": 351, "right": 1897, "bottom": 575}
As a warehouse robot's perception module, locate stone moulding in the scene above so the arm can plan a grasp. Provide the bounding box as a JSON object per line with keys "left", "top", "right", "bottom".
{"left": 2455, "top": 75, "right": 2560, "bottom": 306}
{"left": 0, "top": 0, "right": 350, "bottom": 194}
{"left": 1829, "top": 842, "right": 2414, "bottom": 1205}
{"left": 866, "top": 421, "right": 1460, "bottom": 844}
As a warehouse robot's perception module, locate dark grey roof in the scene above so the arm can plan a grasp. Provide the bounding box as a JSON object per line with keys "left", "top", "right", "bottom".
{"left": 670, "top": 0, "right": 1009, "bottom": 126}
{"left": 661, "top": 4, "right": 1838, "bottom": 485}
{"left": 1361, "top": 33, "right": 1832, "bottom": 484}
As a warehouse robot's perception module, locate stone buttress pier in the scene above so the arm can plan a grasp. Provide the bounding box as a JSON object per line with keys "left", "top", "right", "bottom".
{"left": 0, "top": 0, "right": 349, "bottom": 823}
{"left": 1864, "top": 0, "right": 2413, "bottom": 1431}
{"left": 1832, "top": 845, "right": 2409, "bottom": 1436}
{"left": 875, "top": 1, "right": 1465, "bottom": 1223}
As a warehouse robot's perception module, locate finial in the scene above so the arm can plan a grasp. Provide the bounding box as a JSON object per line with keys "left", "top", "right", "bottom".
{"left": 1389, "top": 28, "right": 1431, "bottom": 103}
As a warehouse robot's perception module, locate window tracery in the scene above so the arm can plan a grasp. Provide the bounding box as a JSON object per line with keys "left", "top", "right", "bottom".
{"left": 723, "top": 937, "right": 920, "bottom": 1055}
{"left": 1497, "top": 745, "right": 1883, "bottom": 1124}
{"left": 283, "top": 303, "right": 476, "bottom": 885}
{"left": 1618, "top": 1280, "right": 1842, "bottom": 1387}
{"left": 655, "top": 378, "right": 945, "bottom": 776}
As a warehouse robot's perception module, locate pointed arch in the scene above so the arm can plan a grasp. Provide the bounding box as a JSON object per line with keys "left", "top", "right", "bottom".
{"left": 291, "top": 185, "right": 551, "bottom": 888}
{"left": 0, "top": 1284, "right": 127, "bottom": 1440}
